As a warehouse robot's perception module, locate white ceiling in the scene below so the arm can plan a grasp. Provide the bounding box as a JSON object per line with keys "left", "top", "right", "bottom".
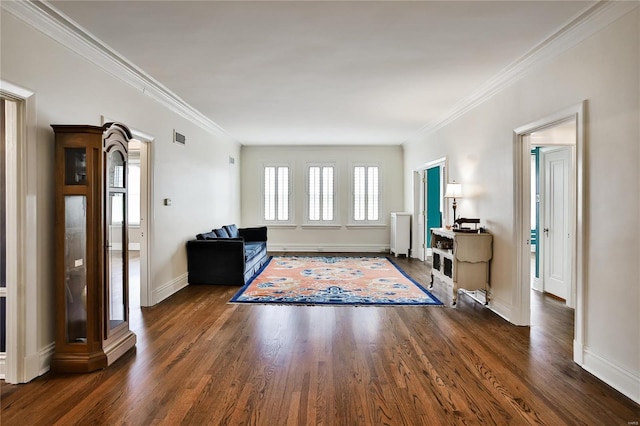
{"left": 50, "top": 1, "right": 594, "bottom": 145}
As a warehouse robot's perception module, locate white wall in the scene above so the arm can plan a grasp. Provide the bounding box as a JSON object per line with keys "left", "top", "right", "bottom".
{"left": 403, "top": 9, "right": 639, "bottom": 401}
{"left": 1, "top": 12, "right": 241, "bottom": 356}
{"left": 241, "top": 145, "right": 404, "bottom": 252}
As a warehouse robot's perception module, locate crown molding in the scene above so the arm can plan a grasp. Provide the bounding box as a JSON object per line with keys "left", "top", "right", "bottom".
{"left": 404, "top": 1, "right": 639, "bottom": 146}
{"left": 2, "top": 0, "right": 235, "bottom": 141}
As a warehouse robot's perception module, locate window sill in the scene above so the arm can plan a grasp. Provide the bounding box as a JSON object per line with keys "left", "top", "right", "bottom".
{"left": 346, "top": 223, "right": 387, "bottom": 229}
{"left": 301, "top": 224, "right": 342, "bottom": 229}
{"left": 261, "top": 223, "right": 298, "bottom": 229}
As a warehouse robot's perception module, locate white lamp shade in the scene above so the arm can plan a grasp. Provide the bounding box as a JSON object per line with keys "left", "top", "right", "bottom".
{"left": 444, "top": 182, "right": 462, "bottom": 198}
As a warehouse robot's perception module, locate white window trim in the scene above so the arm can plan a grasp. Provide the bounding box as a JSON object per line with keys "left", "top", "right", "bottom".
{"left": 349, "top": 162, "right": 383, "bottom": 225}
{"left": 261, "top": 162, "right": 294, "bottom": 225}
{"left": 304, "top": 162, "right": 338, "bottom": 225}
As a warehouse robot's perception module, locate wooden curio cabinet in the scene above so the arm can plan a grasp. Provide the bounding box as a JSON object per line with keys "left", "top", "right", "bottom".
{"left": 51, "top": 123, "right": 136, "bottom": 373}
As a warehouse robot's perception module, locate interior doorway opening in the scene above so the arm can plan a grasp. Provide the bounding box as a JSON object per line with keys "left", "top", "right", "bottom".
{"left": 514, "top": 101, "right": 585, "bottom": 366}
{"left": 529, "top": 120, "right": 576, "bottom": 307}
{"left": 101, "top": 117, "right": 153, "bottom": 310}
{"left": 128, "top": 140, "right": 142, "bottom": 310}
{"left": 128, "top": 136, "right": 151, "bottom": 310}
{"left": 413, "top": 157, "right": 447, "bottom": 261}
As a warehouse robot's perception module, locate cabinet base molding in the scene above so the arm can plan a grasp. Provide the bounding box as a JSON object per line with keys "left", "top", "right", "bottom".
{"left": 105, "top": 331, "right": 137, "bottom": 366}
{"left": 51, "top": 332, "right": 136, "bottom": 374}
{"left": 51, "top": 351, "right": 109, "bottom": 374}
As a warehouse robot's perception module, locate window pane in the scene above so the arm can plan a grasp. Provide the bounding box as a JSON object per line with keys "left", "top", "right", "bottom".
{"left": 108, "top": 192, "right": 126, "bottom": 329}
{"left": 368, "top": 166, "right": 379, "bottom": 221}
{"left": 277, "top": 167, "right": 289, "bottom": 221}
{"left": 65, "top": 195, "right": 87, "bottom": 343}
{"left": 128, "top": 163, "right": 140, "bottom": 225}
{"left": 309, "top": 166, "right": 320, "bottom": 221}
{"left": 354, "top": 166, "right": 365, "bottom": 221}
{"left": 322, "top": 167, "right": 333, "bottom": 221}
{"left": 264, "top": 167, "right": 275, "bottom": 221}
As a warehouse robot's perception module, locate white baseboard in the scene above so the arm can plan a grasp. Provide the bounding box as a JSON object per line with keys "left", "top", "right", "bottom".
{"left": 0, "top": 342, "right": 55, "bottom": 382}
{"left": 268, "top": 243, "right": 390, "bottom": 253}
{"left": 581, "top": 346, "right": 640, "bottom": 404}
{"left": 487, "top": 297, "right": 513, "bottom": 323}
{"left": 0, "top": 353, "right": 5, "bottom": 379}
{"left": 152, "top": 273, "right": 188, "bottom": 305}
{"left": 38, "top": 342, "right": 56, "bottom": 376}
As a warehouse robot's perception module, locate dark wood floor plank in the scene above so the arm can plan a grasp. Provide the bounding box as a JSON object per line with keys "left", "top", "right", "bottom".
{"left": 2, "top": 254, "right": 639, "bottom": 425}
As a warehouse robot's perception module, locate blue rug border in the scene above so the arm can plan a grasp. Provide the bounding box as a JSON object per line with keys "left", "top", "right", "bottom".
{"left": 229, "top": 255, "right": 443, "bottom": 306}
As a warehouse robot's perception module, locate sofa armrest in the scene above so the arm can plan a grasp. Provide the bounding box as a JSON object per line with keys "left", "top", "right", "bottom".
{"left": 186, "top": 239, "right": 246, "bottom": 285}
{"left": 239, "top": 226, "right": 267, "bottom": 242}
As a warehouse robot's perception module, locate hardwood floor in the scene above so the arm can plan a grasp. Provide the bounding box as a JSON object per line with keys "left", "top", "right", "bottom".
{"left": 2, "top": 254, "right": 638, "bottom": 425}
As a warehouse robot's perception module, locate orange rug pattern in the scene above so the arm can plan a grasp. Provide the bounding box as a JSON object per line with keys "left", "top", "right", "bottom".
{"left": 230, "top": 256, "right": 442, "bottom": 306}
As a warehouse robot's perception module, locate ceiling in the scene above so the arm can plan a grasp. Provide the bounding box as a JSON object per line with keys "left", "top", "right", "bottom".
{"left": 50, "top": 1, "right": 595, "bottom": 146}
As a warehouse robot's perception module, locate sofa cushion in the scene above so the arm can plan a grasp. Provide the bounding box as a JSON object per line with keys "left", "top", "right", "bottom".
{"left": 213, "top": 228, "right": 230, "bottom": 238}
{"left": 244, "top": 242, "right": 265, "bottom": 261}
{"left": 224, "top": 224, "right": 240, "bottom": 238}
{"left": 238, "top": 226, "right": 268, "bottom": 242}
{"left": 196, "top": 231, "right": 218, "bottom": 240}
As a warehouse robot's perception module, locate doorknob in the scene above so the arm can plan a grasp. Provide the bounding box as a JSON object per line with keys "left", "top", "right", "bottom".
{"left": 543, "top": 228, "right": 549, "bottom": 235}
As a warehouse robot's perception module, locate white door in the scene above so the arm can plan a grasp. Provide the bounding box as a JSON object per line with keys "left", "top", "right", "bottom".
{"left": 542, "top": 148, "right": 571, "bottom": 300}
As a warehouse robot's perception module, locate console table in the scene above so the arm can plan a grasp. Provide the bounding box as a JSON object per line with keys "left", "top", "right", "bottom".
{"left": 430, "top": 228, "right": 493, "bottom": 305}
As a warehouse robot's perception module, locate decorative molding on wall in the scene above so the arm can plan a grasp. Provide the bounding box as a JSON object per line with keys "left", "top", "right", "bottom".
{"left": 582, "top": 346, "right": 640, "bottom": 404}
{"left": 153, "top": 273, "right": 188, "bottom": 305}
{"left": 1, "top": 0, "right": 234, "bottom": 141}
{"left": 405, "top": 1, "right": 639, "bottom": 145}
{"left": 268, "top": 243, "right": 390, "bottom": 253}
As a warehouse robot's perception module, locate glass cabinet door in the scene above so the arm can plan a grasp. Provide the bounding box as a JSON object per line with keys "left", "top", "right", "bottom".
{"left": 64, "top": 195, "right": 87, "bottom": 343}
{"left": 64, "top": 148, "right": 87, "bottom": 185}
{"left": 106, "top": 150, "right": 126, "bottom": 332}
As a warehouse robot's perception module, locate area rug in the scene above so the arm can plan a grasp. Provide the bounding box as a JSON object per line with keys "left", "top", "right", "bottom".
{"left": 230, "top": 256, "right": 443, "bottom": 306}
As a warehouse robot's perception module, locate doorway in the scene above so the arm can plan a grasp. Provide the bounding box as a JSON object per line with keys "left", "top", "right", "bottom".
{"left": 514, "top": 102, "right": 585, "bottom": 365}
{"left": 128, "top": 136, "right": 151, "bottom": 309}
{"left": 425, "top": 164, "right": 445, "bottom": 254}
{"left": 530, "top": 122, "right": 576, "bottom": 305}
{"left": 128, "top": 140, "right": 142, "bottom": 310}
{"left": 413, "top": 157, "right": 447, "bottom": 261}
{"left": 101, "top": 117, "right": 153, "bottom": 309}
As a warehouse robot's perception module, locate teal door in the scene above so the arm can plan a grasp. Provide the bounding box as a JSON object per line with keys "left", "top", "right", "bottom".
{"left": 426, "top": 166, "right": 441, "bottom": 247}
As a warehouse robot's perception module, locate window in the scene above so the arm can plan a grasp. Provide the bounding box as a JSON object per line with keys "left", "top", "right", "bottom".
{"left": 308, "top": 164, "right": 335, "bottom": 222}
{"left": 128, "top": 158, "right": 141, "bottom": 226}
{"left": 264, "top": 165, "right": 291, "bottom": 222}
{"left": 353, "top": 164, "right": 380, "bottom": 222}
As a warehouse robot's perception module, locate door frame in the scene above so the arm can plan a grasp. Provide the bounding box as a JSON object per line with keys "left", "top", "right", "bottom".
{"left": 1, "top": 80, "right": 39, "bottom": 383}
{"left": 513, "top": 101, "right": 585, "bottom": 365}
{"left": 413, "top": 157, "right": 447, "bottom": 261}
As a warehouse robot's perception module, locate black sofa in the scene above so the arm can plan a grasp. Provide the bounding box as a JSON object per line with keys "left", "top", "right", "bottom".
{"left": 186, "top": 224, "right": 268, "bottom": 285}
